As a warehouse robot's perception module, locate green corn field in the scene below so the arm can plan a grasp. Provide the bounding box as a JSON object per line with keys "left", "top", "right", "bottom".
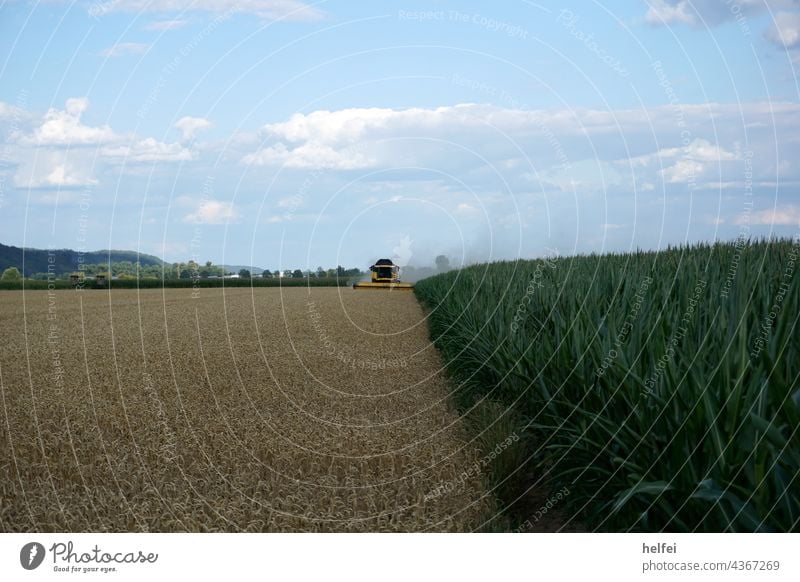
{"left": 414, "top": 238, "right": 800, "bottom": 532}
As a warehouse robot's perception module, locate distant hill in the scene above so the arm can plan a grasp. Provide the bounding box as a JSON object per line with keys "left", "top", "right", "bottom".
{"left": 0, "top": 243, "right": 164, "bottom": 276}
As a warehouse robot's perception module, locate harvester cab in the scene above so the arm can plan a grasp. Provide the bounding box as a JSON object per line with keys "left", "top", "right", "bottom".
{"left": 352, "top": 258, "right": 414, "bottom": 290}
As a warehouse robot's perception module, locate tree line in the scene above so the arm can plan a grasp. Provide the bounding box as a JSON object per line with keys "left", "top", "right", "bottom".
{"left": 1, "top": 261, "right": 364, "bottom": 282}
{"left": 2, "top": 256, "right": 454, "bottom": 283}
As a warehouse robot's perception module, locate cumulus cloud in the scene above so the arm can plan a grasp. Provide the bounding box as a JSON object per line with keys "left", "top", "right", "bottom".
{"left": 627, "top": 138, "right": 737, "bottom": 165}
{"left": 621, "top": 138, "right": 739, "bottom": 184}
{"left": 644, "top": 0, "right": 779, "bottom": 27}
{"left": 681, "top": 138, "right": 738, "bottom": 161}
{"left": 13, "top": 151, "right": 98, "bottom": 189}
{"left": 243, "top": 142, "right": 373, "bottom": 169}
{"left": 241, "top": 103, "right": 799, "bottom": 195}
{"left": 660, "top": 158, "right": 705, "bottom": 183}
{"left": 39, "top": 165, "right": 97, "bottom": 187}
{"left": 244, "top": 103, "right": 579, "bottom": 170}
{"left": 183, "top": 200, "right": 238, "bottom": 224}
{"left": 8, "top": 98, "right": 197, "bottom": 188}
{"left": 174, "top": 116, "right": 212, "bottom": 141}
{"left": 736, "top": 205, "right": 800, "bottom": 225}
{"left": 644, "top": 0, "right": 698, "bottom": 25}
{"left": 765, "top": 11, "right": 800, "bottom": 48}
{"left": 16, "top": 98, "right": 116, "bottom": 146}
{"left": 261, "top": 104, "right": 495, "bottom": 145}
{"left": 15, "top": 98, "right": 192, "bottom": 161}
{"left": 101, "top": 138, "right": 193, "bottom": 163}
{"left": 643, "top": 0, "right": 800, "bottom": 58}
{"left": 99, "top": 42, "right": 150, "bottom": 58}
{"left": 254, "top": 103, "right": 799, "bottom": 150}
{"left": 89, "top": 0, "right": 324, "bottom": 21}
{"left": 0, "top": 101, "right": 26, "bottom": 120}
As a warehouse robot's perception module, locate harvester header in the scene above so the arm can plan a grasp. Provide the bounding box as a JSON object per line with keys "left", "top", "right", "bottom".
{"left": 353, "top": 258, "right": 414, "bottom": 290}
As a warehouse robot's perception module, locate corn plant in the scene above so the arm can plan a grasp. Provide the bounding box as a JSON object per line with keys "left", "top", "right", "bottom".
{"left": 415, "top": 239, "right": 800, "bottom": 532}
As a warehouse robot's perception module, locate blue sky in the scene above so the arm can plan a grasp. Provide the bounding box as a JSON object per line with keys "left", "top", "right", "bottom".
{"left": 1, "top": 0, "right": 799, "bottom": 271}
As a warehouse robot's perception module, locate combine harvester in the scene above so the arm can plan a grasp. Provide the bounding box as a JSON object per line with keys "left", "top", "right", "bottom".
{"left": 353, "top": 258, "right": 414, "bottom": 291}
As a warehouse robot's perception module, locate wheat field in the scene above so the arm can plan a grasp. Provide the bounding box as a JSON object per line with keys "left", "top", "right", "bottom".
{"left": 0, "top": 287, "right": 493, "bottom": 532}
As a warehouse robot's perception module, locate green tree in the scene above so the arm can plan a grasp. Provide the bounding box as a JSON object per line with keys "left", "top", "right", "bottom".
{"left": 1, "top": 267, "right": 22, "bottom": 281}
{"left": 435, "top": 254, "right": 450, "bottom": 272}
{"left": 239, "top": 269, "right": 251, "bottom": 279}
{"left": 261, "top": 269, "right": 273, "bottom": 278}
{"left": 141, "top": 264, "right": 163, "bottom": 279}
{"left": 291, "top": 269, "right": 303, "bottom": 279}
{"left": 112, "top": 260, "right": 135, "bottom": 276}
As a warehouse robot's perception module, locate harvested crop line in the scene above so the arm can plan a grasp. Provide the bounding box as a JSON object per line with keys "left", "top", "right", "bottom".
{"left": 0, "top": 288, "right": 493, "bottom": 532}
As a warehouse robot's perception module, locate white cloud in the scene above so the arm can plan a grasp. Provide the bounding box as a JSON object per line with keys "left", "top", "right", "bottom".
{"left": 644, "top": 0, "right": 697, "bottom": 26}
{"left": 255, "top": 103, "right": 798, "bottom": 151}
{"left": 276, "top": 195, "right": 301, "bottom": 208}
{"left": 90, "top": 0, "right": 324, "bottom": 21}
{"left": 99, "top": 42, "right": 150, "bottom": 58}
{"left": 644, "top": 0, "right": 800, "bottom": 59}
{"left": 8, "top": 98, "right": 196, "bottom": 189}
{"left": 682, "top": 138, "right": 737, "bottom": 161}
{"left": 244, "top": 103, "right": 561, "bottom": 170}
{"left": 627, "top": 138, "right": 737, "bottom": 166}
{"left": 261, "top": 104, "right": 497, "bottom": 145}
{"left": 243, "top": 142, "right": 372, "bottom": 169}
{"left": 765, "top": 11, "right": 800, "bottom": 48}
{"left": 0, "top": 101, "right": 25, "bottom": 120}
{"left": 183, "top": 200, "right": 238, "bottom": 224}
{"left": 42, "top": 164, "right": 97, "bottom": 187}
{"left": 736, "top": 205, "right": 800, "bottom": 226}
{"left": 240, "top": 103, "right": 800, "bottom": 197}
{"left": 644, "top": 0, "right": 781, "bottom": 27}
{"left": 101, "top": 138, "right": 194, "bottom": 163}
{"left": 174, "top": 116, "right": 212, "bottom": 141}
{"left": 16, "top": 98, "right": 116, "bottom": 146}
{"left": 265, "top": 107, "right": 403, "bottom": 144}
{"left": 15, "top": 99, "right": 795, "bottom": 211}
{"left": 659, "top": 159, "right": 705, "bottom": 183}
{"left": 455, "top": 202, "right": 479, "bottom": 215}
{"left": 625, "top": 138, "right": 738, "bottom": 185}
{"left": 13, "top": 151, "right": 98, "bottom": 189}
{"left": 144, "top": 19, "right": 190, "bottom": 31}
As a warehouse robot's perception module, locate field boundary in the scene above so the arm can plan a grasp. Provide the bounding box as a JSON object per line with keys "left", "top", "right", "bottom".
{"left": 0, "top": 277, "right": 353, "bottom": 290}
